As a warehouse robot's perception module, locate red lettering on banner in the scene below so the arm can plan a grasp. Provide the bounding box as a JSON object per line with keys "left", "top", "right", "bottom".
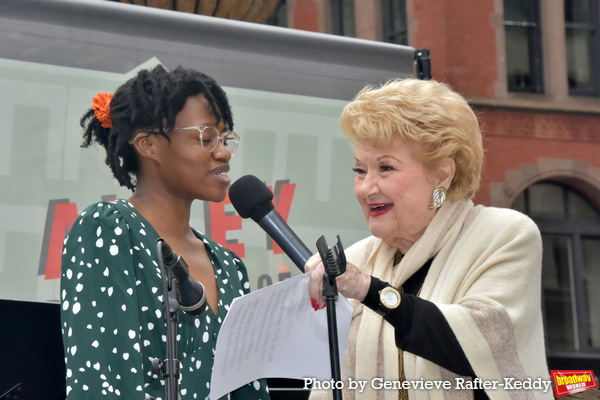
{"left": 43, "top": 202, "right": 79, "bottom": 280}
{"left": 268, "top": 182, "right": 296, "bottom": 255}
{"left": 208, "top": 192, "right": 245, "bottom": 257}
{"left": 207, "top": 180, "right": 297, "bottom": 258}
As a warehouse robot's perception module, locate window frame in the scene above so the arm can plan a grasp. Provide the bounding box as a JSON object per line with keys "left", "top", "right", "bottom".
{"left": 513, "top": 181, "right": 600, "bottom": 356}
{"left": 331, "top": 0, "right": 356, "bottom": 37}
{"left": 381, "top": 0, "right": 408, "bottom": 45}
{"left": 564, "top": 0, "right": 600, "bottom": 97}
{"left": 503, "top": 0, "right": 545, "bottom": 93}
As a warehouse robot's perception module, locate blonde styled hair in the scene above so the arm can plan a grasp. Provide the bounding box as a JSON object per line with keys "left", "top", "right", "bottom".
{"left": 340, "top": 78, "right": 484, "bottom": 201}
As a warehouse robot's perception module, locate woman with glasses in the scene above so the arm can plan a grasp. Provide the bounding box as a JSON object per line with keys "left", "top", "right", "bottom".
{"left": 60, "top": 65, "right": 269, "bottom": 400}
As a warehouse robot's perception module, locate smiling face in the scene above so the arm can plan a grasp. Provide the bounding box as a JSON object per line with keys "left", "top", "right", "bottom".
{"left": 353, "top": 137, "right": 452, "bottom": 253}
{"left": 145, "top": 94, "right": 233, "bottom": 203}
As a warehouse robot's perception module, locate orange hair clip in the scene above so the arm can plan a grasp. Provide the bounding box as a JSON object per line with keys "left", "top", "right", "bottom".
{"left": 92, "top": 92, "right": 114, "bottom": 128}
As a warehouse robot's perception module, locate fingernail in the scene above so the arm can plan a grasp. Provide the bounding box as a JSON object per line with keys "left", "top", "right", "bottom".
{"left": 310, "top": 298, "right": 317, "bottom": 310}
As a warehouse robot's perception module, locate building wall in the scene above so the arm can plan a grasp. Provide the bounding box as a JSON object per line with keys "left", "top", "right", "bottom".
{"left": 478, "top": 109, "right": 600, "bottom": 208}
{"left": 286, "top": 0, "right": 600, "bottom": 371}
{"left": 289, "top": 0, "right": 600, "bottom": 211}
{"left": 413, "top": 0, "right": 498, "bottom": 97}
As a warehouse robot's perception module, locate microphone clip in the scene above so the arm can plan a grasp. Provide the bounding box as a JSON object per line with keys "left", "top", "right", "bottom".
{"left": 316, "top": 235, "right": 346, "bottom": 299}
{"left": 153, "top": 238, "right": 207, "bottom": 399}
{"left": 157, "top": 238, "right": 207, "bottom": 316}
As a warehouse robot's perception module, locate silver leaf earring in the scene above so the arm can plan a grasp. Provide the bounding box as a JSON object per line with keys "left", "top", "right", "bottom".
{"left": 428, "top": 186, "right": 446, "bottom": 210}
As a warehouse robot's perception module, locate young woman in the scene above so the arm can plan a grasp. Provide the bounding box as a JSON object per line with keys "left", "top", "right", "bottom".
{"left": 60, "top": 65, "right": 270, "bottom": 400}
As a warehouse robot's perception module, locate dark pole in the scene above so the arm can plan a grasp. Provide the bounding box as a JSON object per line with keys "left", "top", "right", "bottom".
{"left": 415, "top": 48, "right": 432, "bottom": 80}
{"left": 316, "top": 235, "right": 347, "bottom": 400}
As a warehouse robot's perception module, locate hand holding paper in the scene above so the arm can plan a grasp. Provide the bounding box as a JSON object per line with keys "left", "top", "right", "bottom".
{"left": 209, "top": 272, "right": 352, "bottom": 400}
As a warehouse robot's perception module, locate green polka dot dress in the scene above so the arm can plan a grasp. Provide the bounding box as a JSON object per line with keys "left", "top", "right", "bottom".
{"left": 60, "top": 200, "right": 270, "bottom": 400}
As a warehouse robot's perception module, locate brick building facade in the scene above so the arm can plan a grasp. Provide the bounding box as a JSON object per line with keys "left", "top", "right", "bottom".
{"left": 285, "top": 0, "right": 600, "bottom": 376}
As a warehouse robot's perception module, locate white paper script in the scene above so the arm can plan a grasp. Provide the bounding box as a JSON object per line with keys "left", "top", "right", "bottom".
{"left": 209, "top": 272, "right": 352, "bottom": 400}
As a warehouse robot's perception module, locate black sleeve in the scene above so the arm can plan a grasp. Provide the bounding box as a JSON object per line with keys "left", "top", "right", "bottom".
{"left": 361, "top": 276, "right": 475, "bottom": 377}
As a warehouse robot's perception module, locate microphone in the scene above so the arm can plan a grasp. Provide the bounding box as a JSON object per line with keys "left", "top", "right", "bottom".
{"left": 159, "top": 239, "right": 207, "bottom": 315}
{"left": 229, "top": 175, "right": 312, "bottom": 272}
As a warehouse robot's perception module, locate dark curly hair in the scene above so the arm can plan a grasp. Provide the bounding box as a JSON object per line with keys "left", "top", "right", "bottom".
{"left": 80, "top": 65, "right": 233, "bottom": 191}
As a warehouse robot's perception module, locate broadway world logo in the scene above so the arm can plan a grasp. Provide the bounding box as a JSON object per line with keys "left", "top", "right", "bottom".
{"left": 551, "top": 370, "right": 599, "bottom": 397}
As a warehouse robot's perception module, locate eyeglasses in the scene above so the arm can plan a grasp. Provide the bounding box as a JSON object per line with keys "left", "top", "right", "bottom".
{"left": 149, "top": 125, "right": 240, "bottom": 157}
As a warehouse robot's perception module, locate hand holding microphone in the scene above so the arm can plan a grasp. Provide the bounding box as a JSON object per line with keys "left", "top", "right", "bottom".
{"left": 305, "top": 253, "right": 371, "bottom": 310}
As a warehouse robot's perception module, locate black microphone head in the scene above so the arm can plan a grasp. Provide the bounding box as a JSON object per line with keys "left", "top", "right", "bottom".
{"left": 159, "top": 239, "right": 178, "bottom": 267}
{"left": 229, "top": 175, "right": 274, "bottom": 222}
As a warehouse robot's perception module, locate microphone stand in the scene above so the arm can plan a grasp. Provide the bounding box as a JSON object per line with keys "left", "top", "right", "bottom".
{"left": 151, "top": 238, "right": 181, "bottom": 400}
{"left": 316, "top": 235, "right": 346, "bottom": 400}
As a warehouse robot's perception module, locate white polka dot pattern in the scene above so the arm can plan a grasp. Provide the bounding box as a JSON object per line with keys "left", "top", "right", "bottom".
{"left": 60, "top": 200, "right": 269, "bottom": 400}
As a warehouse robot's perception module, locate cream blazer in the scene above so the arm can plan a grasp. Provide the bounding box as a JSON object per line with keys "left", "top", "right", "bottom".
{"left": 311, "top": 200, "right": 553, "bottom": 400}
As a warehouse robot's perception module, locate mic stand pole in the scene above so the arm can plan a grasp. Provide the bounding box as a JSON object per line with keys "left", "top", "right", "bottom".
{"left": 151, "top": 239, "right": 181, "bottom": 400}
{"left": 316, "top": 235, "right": 346, "bottom": 400}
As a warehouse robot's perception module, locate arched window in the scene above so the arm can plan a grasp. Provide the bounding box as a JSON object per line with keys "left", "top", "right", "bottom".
{"left": 512, "top": 181, "right": 600, "bottom": 359}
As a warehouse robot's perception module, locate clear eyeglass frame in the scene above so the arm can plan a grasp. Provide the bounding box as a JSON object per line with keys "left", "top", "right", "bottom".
{"left": 149, "top": 125, "right": 240, "bottom": 157}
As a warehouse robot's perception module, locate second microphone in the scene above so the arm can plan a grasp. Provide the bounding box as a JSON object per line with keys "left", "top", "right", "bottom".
{"left": 228, "top": 175, "right": 312, "bottom": 273}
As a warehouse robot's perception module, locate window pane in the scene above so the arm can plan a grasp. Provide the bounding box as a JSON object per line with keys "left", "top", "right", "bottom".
{"left": 542, "top": 234, "right": 577, "bottom": 350}
{"left": 505, "top": 26, "right": 535, "bottom": 89}
{"left": 390, "top": 1, "right": 407, "bottom": 29}
{"left": 528, "top": 183, "right": 565, "bottom": 218}
{"left": 504, "top": 0, "right": 542, "bottom": 93}
{"left": 565, "top": 0, "right": 592, "bottom": 23}
{"left": 515, "top": 182, "right": 600, "bottom": 354}
{"left": 342, "top": 0, "right": 355, "bottom": 37}
{"left": 332, "top": 0, "right": 355, "bottom": 37}
{"left": 564, "top": 0, "right": 598, "bottom": 95}
{"left": 566, "top": 29, "right": 595, "bottom": 91}
{"left": 387, "top": 0, "right": 408, "bottom": 45}
{"left": 582, "top": 237, "right": 600, "bottom": 349}
{"left": 504, "top": 0, "right": 537, "bottom": 22}
{"left": 568, "top": 190, "right": 600, "bottom": 219}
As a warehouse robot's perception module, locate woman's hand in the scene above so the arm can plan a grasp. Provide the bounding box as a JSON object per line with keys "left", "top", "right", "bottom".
{"left": 305, "top": 253, "right": 371, "bottom": 310}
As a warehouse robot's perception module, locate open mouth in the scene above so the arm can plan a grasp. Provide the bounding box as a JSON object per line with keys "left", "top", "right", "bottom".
{"left": 369, "top": 203, "right": 393, "bottom": 216}
{"left": 212, "top": 166, "right": 230, "bottom": 181}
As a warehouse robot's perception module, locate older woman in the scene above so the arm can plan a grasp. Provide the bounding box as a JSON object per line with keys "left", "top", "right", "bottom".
{"left": 306, "top": 79, "right": 551, "bottom": 399}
